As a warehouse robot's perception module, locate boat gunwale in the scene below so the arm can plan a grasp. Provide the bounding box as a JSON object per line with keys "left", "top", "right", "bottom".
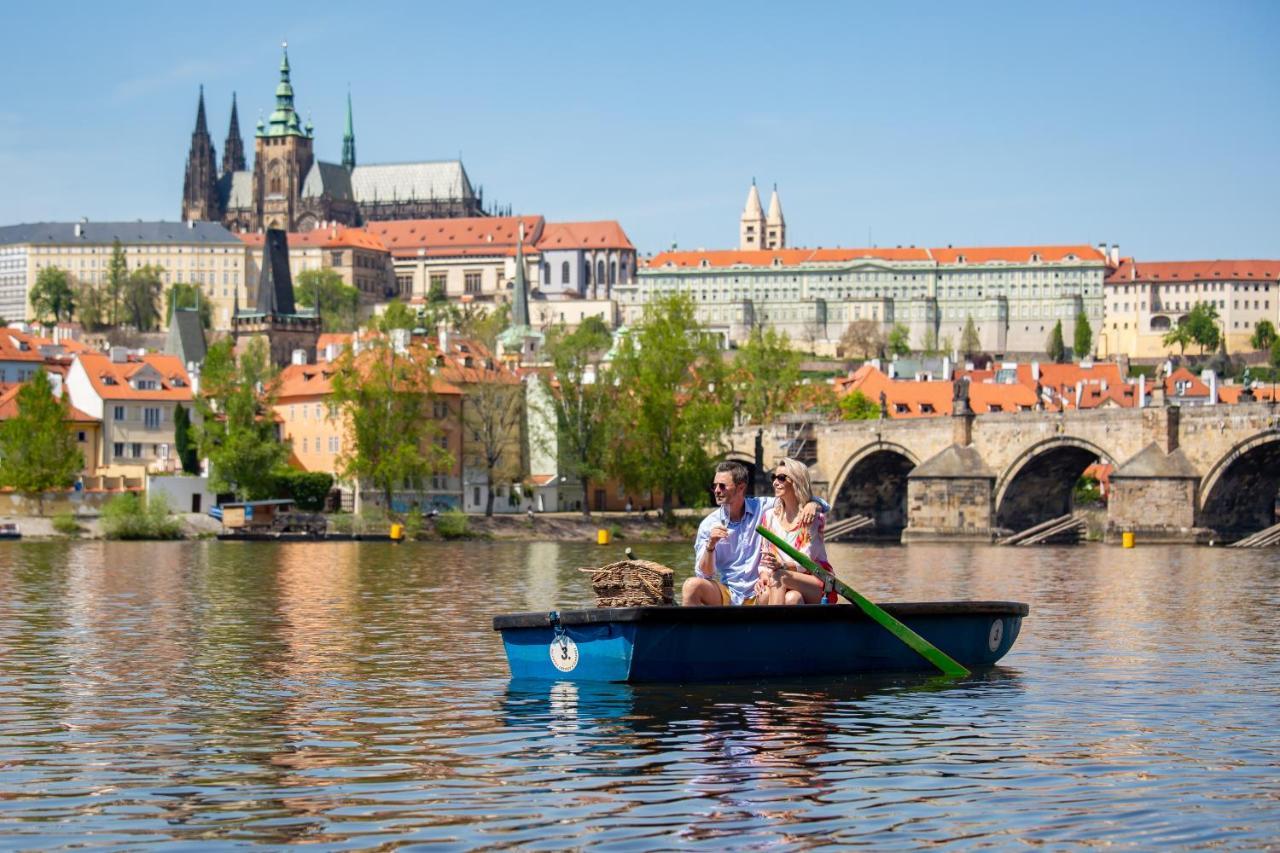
{"left": 493, "top": 601, "right": 1029, "bottom": 631}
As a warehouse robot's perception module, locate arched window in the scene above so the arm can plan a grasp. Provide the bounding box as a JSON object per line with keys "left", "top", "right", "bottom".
{"left": 609, "top": 261, "right": 617, "bottom": 285}
{"left": 584, "top": 261, "right": 592, "bottom": 284}
{"left": 561, "top": 261, "right": 569, "bottom": 285}
{"left": 596, "top": 260, "right": 606, "bottom": 284}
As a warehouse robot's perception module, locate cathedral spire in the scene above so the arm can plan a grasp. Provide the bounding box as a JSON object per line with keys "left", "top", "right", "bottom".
{"left": 342, "top": 89, "right": 356, "bottom": 171}
{"left": 195, "top": 85, "right": 209, "bottom": 135}
{"left": 182, "top": 85, "right": 220, "bottom": 222}
{"left": 512, "top": 221, "right": 530, "bottom": 328}
{"left": 262, "top": 41, "right": 305, "bottom": 138}
{"left": 222, "top": 92, "right": 246, "bottom": 176}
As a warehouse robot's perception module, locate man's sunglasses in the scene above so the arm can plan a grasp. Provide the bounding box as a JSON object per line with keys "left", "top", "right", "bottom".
{"left": 710, "top": 482, "right": 737, "bottom": 492}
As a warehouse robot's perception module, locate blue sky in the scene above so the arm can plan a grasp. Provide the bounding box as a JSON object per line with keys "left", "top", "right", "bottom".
{"left": 1, "top": 1, "right": 1276, "bottom": 259}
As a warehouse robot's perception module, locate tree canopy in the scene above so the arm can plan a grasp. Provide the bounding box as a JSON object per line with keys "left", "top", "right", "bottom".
{"left": 840, "top": 319, "right": 884, "bottom": 359}
{"left": 734, "top": 325, "right": 803, "bottom": 426}
{"left": 1074, "top": 313, "right": 1093, "bottom": 359}
{"left": 296, "top": 269, "right": 360, "bottom": 332}
{"left": 123, "top": 265, "right": 164, "bottom": 331}
{"left": 194, "top": 339, "right": 289, "bottom": 500}
{"left": 1251, "top": 320, "right": 1277, "bottom": 352}
{"left": 1046, "top": 320, "right": 1066, "bottom": 363}
{"left": 839, "top": 390, "right": 881, "bottom": 420}
{"left": 886, "top": 323, "right": 912, "bottom": 357}
{"left": 29, "top": 267, "right": 76, "bottom": 325}
{"left": 0, "top": 370, "right": 83, "bottom": 508}
{"left": 606, "top": 294, "right": 732, "bottom": 520}
{"left": 1184, "top": 302, "right": 1221, "bottom": 354}
{"left": 541, "top": 317, "right": 615, "bottom": 516}
{"left": 165, "top": 283, "right": 212, "bottom": 329}
{"left": 960, "top": 316, "right": 981, "bottom": 357}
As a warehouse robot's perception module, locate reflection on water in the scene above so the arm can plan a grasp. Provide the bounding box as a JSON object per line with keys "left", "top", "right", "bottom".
{"left": 0, "top": 540, "right": 1276, "bottom": 848}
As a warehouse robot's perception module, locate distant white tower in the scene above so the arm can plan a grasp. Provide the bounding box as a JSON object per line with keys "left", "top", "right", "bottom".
{"left": 765, "top": 184, "right": 786, "bottom": 249}
{"left": 739, "top": 179, "right": 765, "bottom": 250}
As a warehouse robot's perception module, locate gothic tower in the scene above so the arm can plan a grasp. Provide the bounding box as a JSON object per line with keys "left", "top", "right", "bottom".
{"left": 251, "top": 43, "right": 315, "bottom": 231}
{"left": 181, "top": 86, "right": 221, "bottom": 222}
{"left": 222, "top": 92, "right": 246, "bottom": 177}
{"left": 341, "top": 91, "right": 356, "bottom": 172}
{"left": 739, "top": 179, "right": 765, "bottom": 250}
{"left": 765, "top": 184, "right": 786, "bottom": 249}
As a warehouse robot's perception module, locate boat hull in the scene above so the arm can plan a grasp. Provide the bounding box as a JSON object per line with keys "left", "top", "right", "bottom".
{"left": 495, "top": 602, "right": 1028, "bottom": 682}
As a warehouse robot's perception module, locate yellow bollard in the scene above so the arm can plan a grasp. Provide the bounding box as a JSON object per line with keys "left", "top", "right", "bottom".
{"left": 597, "top": 528, "right": 610, "bottom": 545}
{"left": 1122, "top": 531, "right": 1134, "bottom": 549}
{"left": 390, "top": 523, "right": 404, "bottom": 541}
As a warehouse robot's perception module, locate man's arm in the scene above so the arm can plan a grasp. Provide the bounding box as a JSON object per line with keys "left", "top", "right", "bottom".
{"left": 763, "top": 494, "right": 829, "bottom": 524}
{"left": 694, "top": 524, "right": 714, "bottom": 578}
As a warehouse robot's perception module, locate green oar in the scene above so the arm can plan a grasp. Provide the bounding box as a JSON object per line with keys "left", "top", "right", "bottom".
{"left": 756, "top": 524, "right": 970, "bottom": 678}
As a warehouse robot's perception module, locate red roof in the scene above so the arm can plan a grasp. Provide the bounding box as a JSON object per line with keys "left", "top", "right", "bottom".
{"left": 1164, "top": 367, "right": 1211, "bottom": 398}
{"left": 645, "top": 244, "right": 1104, "bottom": 270}
{"left": 536, "top": 221, "right": 634, "bottom": 251}
{"left": 835, "top": 364, "right": 1036, "bottom": 418}
{"left": 366, "top": 216, "right": 545, "bottom": 259}
{"left": 1107, "top": 259, "right": 1280, "bottom": 284}
{"left": 74, "top": 352, "right": 193, "bottom": 402}
{"left": 0, "top": 383, "right": 98, "bottom": 422}
{"left": 0, "top": 330, "right": 46, "bottom": 363}
{"left": 931, "top": 245, "right": 1105, "bottom": 264}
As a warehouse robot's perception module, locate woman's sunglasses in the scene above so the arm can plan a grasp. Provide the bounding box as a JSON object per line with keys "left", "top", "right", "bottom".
{"left": 772, "top": 473, "right": 789, "bottom": 483}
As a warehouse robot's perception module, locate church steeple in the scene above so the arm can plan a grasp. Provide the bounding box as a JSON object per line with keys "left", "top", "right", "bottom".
{"left": 765, "top": 183, "right": 786, "bottom": 249}
{"left": 341, "top": 90, "right": 356, "bottom": 171}
{"left": 261, "top": 42, "right": 306, "bottom": 138}
{"left": 222, "top": 92, "right": 246, "bottom": 176}
{"left": 182, "top": 85, "right": 220, "bottom": 222}
{"left": 739, "top": 178, "right": 765, "bottom": 250}
{"left": 512, "top": 221, "right": 530, "bottom": 328}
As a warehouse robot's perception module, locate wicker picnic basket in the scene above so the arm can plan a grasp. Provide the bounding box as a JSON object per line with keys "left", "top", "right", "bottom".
{"left": 579, "top": 559, "right": 675, "bottom": 607}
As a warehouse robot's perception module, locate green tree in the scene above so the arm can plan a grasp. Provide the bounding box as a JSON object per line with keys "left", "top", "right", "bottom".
{"left": 173, "top": 403, "right": 200, "bottom": 475}
{"left": 195, "top": 339, "right": 290, "bottom": 500}
{"left": 960, "top": 315, "right": 981, "bottom": 357}
{"left": 106, "top": 238, "right": 128, "bottom": 325}
{"left": 461, "top": 312, "right": 527, "bottom": 516}
{"left": 1272, "top": 337, "right": 1280, "bottom": 370}
{"left": 377, "top": 299, "right": 418, "bottom": 332}
{"left": 29, "top": 267, "right": 76, "bottom": 325}
{"left": 165, "top": 283, "right": 212, "bottom": 330}
{"left": 1074, "top": 313, "right": 1093, "bottom": 359}
{"left": 887, "top": 323, "right": 912, "bottom": 357}
{"left": 1046, "top": 320, "right": 1066, "bottom": 363}
{"left": 541, "top": 317, "right": 615, "bottom": 516}
{"left": 839, "top": 390, "right": 880, "bottom": 420}
{"left": 1163, "top": 322, "right": 1192, "bottom": 356}
{"left": 1185, "top": 302, "right": 1220, "bottom": 354}
{"left": 73, "top": 279, "right": 111, "bottom": 332}
{"left": 607, "top": 294, "right": 732, "bottom": 521}
{"left": 734, "top": 325, "right": 803, "bottom": 493}
{"left": 330, "top": 334, "right": 452, "bottom": 511}
{"left": 296, "top": 269, "right": 360, "bottom": 332}
{"left": 1251, "top": 320, "right": 1277, "bottom": 352}
{"left": 920, "top": 327, "right": 939, "bottom": 356}
{"left": 123, "top": 264, "right": 164, "bottom": 330}
{"left": 0, "top": 370, "right": 83, "bottom": 513}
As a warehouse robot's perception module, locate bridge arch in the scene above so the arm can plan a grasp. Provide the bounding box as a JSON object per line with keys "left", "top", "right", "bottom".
{"left": 831, "top": 442, "right": 921, "bottom": 537}
{"left": 995, "top": 437, "right": 1116, "bottom": 532}
{"left": 1199, "top": 432, "right": 1280, "bottom": 539}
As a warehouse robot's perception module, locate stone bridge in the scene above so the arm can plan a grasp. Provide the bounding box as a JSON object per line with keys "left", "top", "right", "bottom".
{"left": 724, "top": 403, "right": 1280, "bottom": 544}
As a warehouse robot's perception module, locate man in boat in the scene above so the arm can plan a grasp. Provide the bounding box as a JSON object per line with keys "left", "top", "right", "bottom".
{"left": 683, "top": 461, "right": 827, "bottom": 606}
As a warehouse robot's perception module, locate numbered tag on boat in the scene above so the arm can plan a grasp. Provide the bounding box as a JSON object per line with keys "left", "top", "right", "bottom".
{"left": 988, "top": 619, "right": 1004, "bottom": 652}
{"left": 550, "top": 635, "right": 579, "bottom": 672}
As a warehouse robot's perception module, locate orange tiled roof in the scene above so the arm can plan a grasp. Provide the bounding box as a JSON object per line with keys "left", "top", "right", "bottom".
{"left": 1164, "top": 367, "right": 1210, "bottom": 398}
{"left": 366, "top": 216, "right": 544, "bottom": 258}
{"left": 75, "top": 352, "right": 193, "bottom": 402}
{"left": 536, "top": 221, "right": 634, "bottom": 251}
{"left": 1107, "top": 259, "right": 1280, "bottom": 284}
{"left": 238, "top": 230, "right": 330, "bottom": 248}
{"left": 0, "top": 330, "right": 46, "bottom": 363}
{"left": 0, "top": 384, "right": 97, "bottom": 422}
{"left": 836, "top": 364, "right": 1036, "bottom": 418}
{"left": 1218, "top": 385, "right": 1279, "bottom": 403}
{"left": 931, "top": 245, "right": 1106, "bottom": 264}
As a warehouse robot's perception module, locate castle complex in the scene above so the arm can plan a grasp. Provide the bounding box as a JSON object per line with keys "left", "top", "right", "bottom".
{"left": 181, "top": 44, "right": 488, "bottom": 233}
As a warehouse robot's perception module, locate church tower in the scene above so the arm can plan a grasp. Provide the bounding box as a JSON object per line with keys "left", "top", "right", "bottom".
{"left": 181, "top": 86, "right": 221, "bottom": 222}
{"left": 251, "top": 43, "right": 315, "bottom": 231}
{"left": 341, "top": 91, "right": 356, "bottom": 172}
{"left": 739, "top": 179, "right": 765, "bottom": 250}
{"left": 765, "top": 184, "right": 786, "bottom": 249}
{"left": 222, "top": 92, "right": 246, "bottom": 177}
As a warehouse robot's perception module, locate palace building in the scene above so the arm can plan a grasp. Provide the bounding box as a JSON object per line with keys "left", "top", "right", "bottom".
{"left": 182, "top": 44, "right": 490, "bottom": 233}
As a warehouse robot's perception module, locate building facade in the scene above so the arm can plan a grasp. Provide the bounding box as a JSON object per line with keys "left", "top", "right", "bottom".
{"left": 624, "top": 244, "right": 1110, "bottom": 355}
{"left": 1100, "top": 259, "right": 1280, "bottom": 359}
{"left": 183, "top": 45, "right": 488, "bottom": 233}
{"left": 0, "top": 220, "right": 247, "bottom": 330}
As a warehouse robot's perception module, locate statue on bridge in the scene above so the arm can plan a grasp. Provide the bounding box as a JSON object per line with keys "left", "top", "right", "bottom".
{"left": 879, "top": 390, "right": 888, "bottom": 419}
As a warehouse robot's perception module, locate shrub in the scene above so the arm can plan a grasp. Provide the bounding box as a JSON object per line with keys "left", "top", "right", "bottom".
{"left": 402, "top": 512, "right": 423, "bottom": 540}
{"left": 101, "top": 493, "right": 184, "bottom": 540}
{"left": 52, "top": 511, "right": 80, "bottom": 536}
{"left": 435, "top": 508, "right": 470, "bottom": 539}
{"left": 272, "top": 470, "right": 334, "bottom": 510}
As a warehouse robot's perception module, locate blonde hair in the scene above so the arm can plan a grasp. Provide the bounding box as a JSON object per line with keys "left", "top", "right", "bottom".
{"left": 773, "top": 457, "right": 812, "bottom": 506}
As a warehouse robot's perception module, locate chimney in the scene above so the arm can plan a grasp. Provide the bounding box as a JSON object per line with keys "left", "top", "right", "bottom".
{"left": 1031, "top": 361, "right": 1040, "bottom": 382}
{"left": 1075, "top": 380, "right": 1084, "bottom": 409}
{"left": 109, "top": 346, "right": 128, "bottom": 364}
{"left": 291, "top": 348, "right": 307, "bottom": 366}
{"left": 74, "top": 223, "right": 83, "bottom": 238}
{"left": 187, "top": 219, "right": 195, "bottom": 230}
{"left": 1109, "top": 244, "right": 1119, "bottom": 267}
{"left": 1138, "top": 374, "right": 1146, "bottom": 408}
{"left": 1203, "top": 369, "right": 1217, "bottom": 405}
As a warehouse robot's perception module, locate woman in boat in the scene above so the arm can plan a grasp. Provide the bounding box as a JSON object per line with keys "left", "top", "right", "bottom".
{"left": 756, "top": 457, "right": 836, "bottom": 605}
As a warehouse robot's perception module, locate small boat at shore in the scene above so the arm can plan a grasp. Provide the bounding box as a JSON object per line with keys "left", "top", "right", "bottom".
{"left": 0, "top": 522, "right": 20, "bottom": 540}
{"left": 494, "top": 601, "right": 1028, "bottom": 683}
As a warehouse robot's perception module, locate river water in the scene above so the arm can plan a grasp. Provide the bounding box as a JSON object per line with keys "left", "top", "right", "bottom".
{"left": 0, "top": 539, "right": 1276, "bottom": 849}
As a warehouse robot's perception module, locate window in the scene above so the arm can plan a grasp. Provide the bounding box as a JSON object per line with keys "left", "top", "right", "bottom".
{"left": 561, "top": 261, "right": 570, "bottom": 285}
{"left": 113, "top": 405, "right": 125, "bottom": 421}
{"left": 144, "top": 407, "right": 161, "bottom": 429}
{"left": 77, "top": 431, "right": 87, "bottom": 443}
{"left": 473, "top": 486, "right": 481, "bottom": 504}
{"left": 331, "top": 251, "right": 344, "bottom": 267}
{"left": 158, "top": 444, "right": 169, "bottom": 459}
{"left": 433, "top": 400, "right": 449, "bottom": 418}
{"left": 113, "top": 442, "right": 124, "bottom": 458}
{"left": 131, "top": 442, "right": 143, "bottom": 458}
{"left": 464, "top": 271, "right": 482, "bottom": 295}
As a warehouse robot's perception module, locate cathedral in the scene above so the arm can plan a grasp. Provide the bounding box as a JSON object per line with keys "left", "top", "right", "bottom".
{"left": 182, "top": 44, "right": 491, "bottom": 232}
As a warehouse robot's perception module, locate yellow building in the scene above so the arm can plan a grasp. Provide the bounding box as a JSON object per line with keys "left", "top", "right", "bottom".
{"left": 0, "top": 220, "right": 249, "bottom": 332}
{"left": 1100, "top": 259, "right": 1280, "bottom": 359}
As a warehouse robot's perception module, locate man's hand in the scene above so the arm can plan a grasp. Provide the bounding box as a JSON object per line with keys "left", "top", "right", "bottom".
{"left": 706, "top": 524, "right": 729, "bottom": 551}
{"left": 799, "top": 501, "right": 821, "bottom": 526}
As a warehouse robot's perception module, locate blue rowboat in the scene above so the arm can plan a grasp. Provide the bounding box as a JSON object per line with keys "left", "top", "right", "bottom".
{"left": 493, "top": 601, "right": 1028, "bottom": 683}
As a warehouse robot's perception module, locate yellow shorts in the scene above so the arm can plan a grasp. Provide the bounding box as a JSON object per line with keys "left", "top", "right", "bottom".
{"left": 712, "top": 580, "right": 756, "bottom": 606}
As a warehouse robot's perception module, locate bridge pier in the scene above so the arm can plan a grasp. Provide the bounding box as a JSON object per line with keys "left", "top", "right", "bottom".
{"left": 1105, "top": 409, "right": 1211, "bottom": 544}
{"left": 902, "top": 415, "right": 997, "bottom": 543}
